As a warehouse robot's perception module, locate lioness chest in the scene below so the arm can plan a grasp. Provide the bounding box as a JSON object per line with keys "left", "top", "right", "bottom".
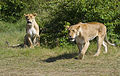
{"left": 27, "top": 25, "right": 37, "bottom": 37}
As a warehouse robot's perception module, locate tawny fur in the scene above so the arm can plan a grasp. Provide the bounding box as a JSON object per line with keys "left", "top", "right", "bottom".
{"left": 24, "top": 13, "right": 40, "bottom": 48}
{"left": 66, "top": 22, "right": 115, "bottom": 59}
{"left": 7, "top": 13, "right": 40, "bottom": 48}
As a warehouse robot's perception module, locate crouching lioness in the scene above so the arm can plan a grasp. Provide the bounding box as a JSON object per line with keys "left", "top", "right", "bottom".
{"left": 24, "top": 13, "right": 40, "bottom": 48}
{"left": 66, "top": 22, "right": 115, "bottom": 59}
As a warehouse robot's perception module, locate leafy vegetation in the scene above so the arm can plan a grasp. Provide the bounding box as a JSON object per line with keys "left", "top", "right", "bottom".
{"left": 0, "top": 0, "right": 120, "bottom": 47}
{"left": 42, "top": 0, "right": 120, "bottom": 47}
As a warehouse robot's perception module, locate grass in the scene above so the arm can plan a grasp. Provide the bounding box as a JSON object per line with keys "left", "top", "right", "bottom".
{"left": 0, "top": 22, "right": 120, "bottom": 76}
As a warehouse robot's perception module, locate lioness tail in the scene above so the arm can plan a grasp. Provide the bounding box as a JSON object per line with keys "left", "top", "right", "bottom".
{"left": 105, "top": 35, "right": 115, "bottom": 46}
{"left": 6, "top": 41, "right": 24, "bottom": 48}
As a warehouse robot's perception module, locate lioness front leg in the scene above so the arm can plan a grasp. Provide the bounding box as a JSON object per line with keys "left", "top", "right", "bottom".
{"left": 28, "top": 36, "right": 34, "bottom": 48}
{"left": 77, "top": 43, "right": 82, "bottom": 58}
{"left": 33, "top": 36, "right": 37, "bottom": 45}
{"left": 78, "top": 41, "right": 90, "bottom": 59}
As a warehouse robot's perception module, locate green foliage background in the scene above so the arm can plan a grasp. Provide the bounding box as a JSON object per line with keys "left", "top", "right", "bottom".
{"left": 0, "top": 0, "right": 120, "bottom": 47}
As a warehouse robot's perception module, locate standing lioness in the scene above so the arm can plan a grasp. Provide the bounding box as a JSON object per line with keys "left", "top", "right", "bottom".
{"left": 66, "top": 22, "right": 115, "bottom": 59}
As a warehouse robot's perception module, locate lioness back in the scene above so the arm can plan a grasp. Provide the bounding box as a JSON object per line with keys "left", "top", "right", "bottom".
{"left": 87, "top": 22, "right": 106, "bottom": 30}
{"left": 81, "top": 22, "right": 106, "bottom": 38}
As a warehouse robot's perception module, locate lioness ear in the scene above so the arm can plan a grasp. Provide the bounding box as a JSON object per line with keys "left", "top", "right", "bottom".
{"left": 33, "top": 13, "right": 37, "bottom": 16}
{"left": 79, "top": 22, "right": 82, "bottom": 24}
{"left": 24, "top": 14, "right": 27, "bottom": 16}
{"left": 66, "top": 25, "right": 70, "bottom": 29}
{"left": 77, "top": 26, "right": 80, "bottom": 30}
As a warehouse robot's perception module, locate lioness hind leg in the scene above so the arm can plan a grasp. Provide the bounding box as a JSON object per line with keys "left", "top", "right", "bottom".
{"left": 33, "top": 35, "right": 40, "bottom": 46}
{"left": 78, "top": 41, "right": 90, "bottom": 59}
{"left": 24, "top": 35, "right": 28, "bottom": 46}
{"left": 36, "top": 37, "right": 40, "bottom": 46}
{"left": 94, "top": 36, "right": 104, "bottom": 56}
{"left": 103, "top": 41, "right": 107, "bottom": 53}
{"left": 36, "top": 34, "right": 40, "bottom": 46}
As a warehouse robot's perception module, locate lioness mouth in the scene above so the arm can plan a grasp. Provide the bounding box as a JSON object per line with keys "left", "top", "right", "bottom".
{"left": 27, "top": 21, "right": 32, "bottom": 23}
{"left": 69, "top": 38, "right": 75, "bottom": 41}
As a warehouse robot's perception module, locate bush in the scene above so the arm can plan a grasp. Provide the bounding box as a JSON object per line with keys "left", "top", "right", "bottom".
{"left": 0, "top": 0, "right": 26, "bottom": 22}
{"left": 0, "top": 0, "right": 46, "bottom": 22}
{"left": 40, "top": 0, "right": 120, "bottom": 47}
{"left": 0, "top": 0, "right": 120, "bottom": 47}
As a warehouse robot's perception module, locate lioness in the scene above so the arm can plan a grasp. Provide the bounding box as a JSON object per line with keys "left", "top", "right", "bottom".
{"left": 7, "top": 13, "right": 40, "bottom": 48}
{"left": 24, "top": 13, "right": 40, "bottom": 48}
{"left": 66, "top": 22, "right": 115, "bottom": 59}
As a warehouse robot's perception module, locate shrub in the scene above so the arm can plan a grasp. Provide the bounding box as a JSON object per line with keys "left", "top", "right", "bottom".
{"left": 0, "top": 0, "right": 120, "bottom": 47}
{"left": 0, "top": 0, "right": 46, "bottom": 22}
{"left": 40, "top": 0, "right": 120, "bottom": 47}
{"left": 0, "top": 0, "right": 26, "bottom": 22}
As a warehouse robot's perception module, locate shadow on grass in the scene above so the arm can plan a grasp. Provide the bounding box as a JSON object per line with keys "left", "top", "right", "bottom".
{"left": 43, "top": 53, "right": 78, "bottom": 63}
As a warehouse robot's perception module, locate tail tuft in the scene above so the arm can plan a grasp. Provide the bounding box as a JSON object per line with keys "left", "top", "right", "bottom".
{"left": 111, "top": 44, "right": 116, "bottom": 46}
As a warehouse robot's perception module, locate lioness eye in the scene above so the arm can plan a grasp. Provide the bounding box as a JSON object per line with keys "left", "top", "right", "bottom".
{"left": 26, "top": 16, "right": 28, "bottom": 18}
{"left": 30, "top": 16, "right": 32, "bottom": 18}
{"left": 72, "top": 30, "right": 75, "bottom": 32}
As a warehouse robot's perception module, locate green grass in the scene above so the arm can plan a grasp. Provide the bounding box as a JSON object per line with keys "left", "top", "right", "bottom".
{"left": 0, "top": 22, "right": 120, "bottom": 76}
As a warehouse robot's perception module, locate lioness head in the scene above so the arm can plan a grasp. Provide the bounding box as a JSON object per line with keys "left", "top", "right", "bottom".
{"left": 66, "top": 23, "right": 81, "bottom": 41}
{"left": 24, "top": 13, "right": 37, "bottom": 24}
